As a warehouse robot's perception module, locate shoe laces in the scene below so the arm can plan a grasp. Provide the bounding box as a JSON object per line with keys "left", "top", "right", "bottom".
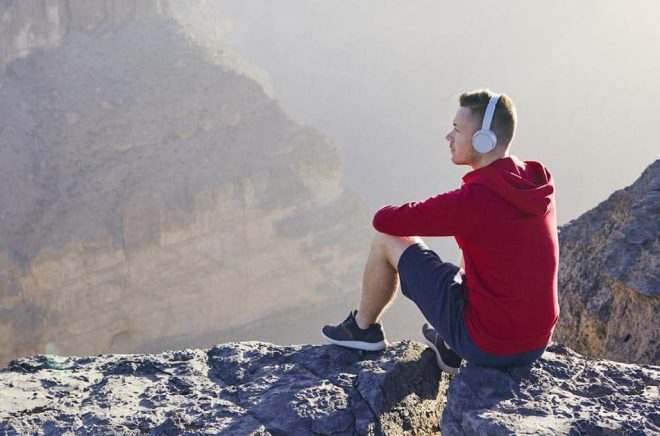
{"left": 341, "top": 312, "right": 357, "bottom": 327}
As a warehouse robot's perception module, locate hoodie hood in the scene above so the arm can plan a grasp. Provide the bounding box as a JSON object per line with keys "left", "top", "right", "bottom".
{"left": 462, "top": 155, "right": 554, "bottom": 216}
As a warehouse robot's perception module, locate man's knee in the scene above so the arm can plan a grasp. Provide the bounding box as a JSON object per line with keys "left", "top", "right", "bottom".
{"left": 372, "top": 231, "right": 425, "bottom": 267}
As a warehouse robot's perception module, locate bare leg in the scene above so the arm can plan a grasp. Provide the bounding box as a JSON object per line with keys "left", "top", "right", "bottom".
{"left": 354, "top": 231, "right": 425, "bottom": 329}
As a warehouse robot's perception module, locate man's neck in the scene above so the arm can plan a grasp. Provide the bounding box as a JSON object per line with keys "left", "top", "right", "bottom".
{"left": 470, "top": 149, "right": 510, "bottom": 170}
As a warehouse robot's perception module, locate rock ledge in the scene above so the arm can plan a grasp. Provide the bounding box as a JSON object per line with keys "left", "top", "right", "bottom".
{"left": 442, "top": 343, "right": 660, "bottom": 435}
{"left": 0, "top": 341, "right": 448, "bottom": 435}
{"left": 1, "top": 341, "right": 658, "bottom": 435}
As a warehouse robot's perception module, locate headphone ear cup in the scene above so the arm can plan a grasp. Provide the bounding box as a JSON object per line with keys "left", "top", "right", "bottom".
{"left": 472, "top": 129, "right": 497, "bottom": 153}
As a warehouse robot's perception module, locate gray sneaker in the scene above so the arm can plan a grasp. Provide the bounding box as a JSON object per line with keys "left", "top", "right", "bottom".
{"left": 421, "top": 323, "right": 462, "bottom": 375}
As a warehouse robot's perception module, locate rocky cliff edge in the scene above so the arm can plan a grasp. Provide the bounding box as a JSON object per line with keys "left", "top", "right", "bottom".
{"left": 555, "top": 160, "right": 659, "bottom": 364}
{"left": 1, "top": 341, "right": 658, "bottom": 435}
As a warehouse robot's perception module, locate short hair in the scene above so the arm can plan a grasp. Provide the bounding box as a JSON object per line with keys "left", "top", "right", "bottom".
{"left": 459, "top": 89, "right": 517, "bottom": 148}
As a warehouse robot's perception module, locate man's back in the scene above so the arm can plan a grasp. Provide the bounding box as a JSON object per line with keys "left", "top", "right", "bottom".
{"left": 458, "top": 156, "right": 559, "bottom": 355}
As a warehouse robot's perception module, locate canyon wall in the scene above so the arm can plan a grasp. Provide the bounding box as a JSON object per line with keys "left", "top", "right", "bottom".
{"left": 0, "top": 0, "right": 167, "bottom": 73}
{"left": 0, "top": 2, "right": 373, "bottom": 365}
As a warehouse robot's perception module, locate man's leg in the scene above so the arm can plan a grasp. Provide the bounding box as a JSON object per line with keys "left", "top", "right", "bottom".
{"left": 354, "top": 231, "right": 424, "bottom": 329}
{"left": 321, "top": 231, "right": 425, "bottom": 350}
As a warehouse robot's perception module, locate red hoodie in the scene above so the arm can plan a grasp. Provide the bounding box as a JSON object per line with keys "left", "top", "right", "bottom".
{"left": 372, "top": 156, "right": 559, "bottom": 355}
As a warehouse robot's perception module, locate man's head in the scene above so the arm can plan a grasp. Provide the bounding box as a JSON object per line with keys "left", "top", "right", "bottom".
{"left": 445, "top": 89, "right": 517, "bottom": 169}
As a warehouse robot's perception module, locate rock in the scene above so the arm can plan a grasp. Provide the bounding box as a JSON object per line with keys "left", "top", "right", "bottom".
{"left": 441, "top": 343, "right": 660, "bottom": 435}
{"left": 0, "top": 341, "right": 451, "bottom": 435}
{"left": 555, "top": 160, "right": 659, "bottom": 364}
{"left": 2, "top": 341, "right": 658, "bottom": 434}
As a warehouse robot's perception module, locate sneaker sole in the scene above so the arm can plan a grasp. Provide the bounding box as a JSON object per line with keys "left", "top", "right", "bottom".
{"left": 421, "top": 333, "right": 460, "bottom": 375}
{"left": 321, "top": 332, "right": 387, "bottom": 351}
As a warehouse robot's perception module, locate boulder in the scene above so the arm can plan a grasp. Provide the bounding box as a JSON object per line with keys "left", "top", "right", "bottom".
{"left": 555, "top": 160, "right": 659, "bottom": 364}
{"left": 441, "top": 343, "right": 659, "bottom": 435}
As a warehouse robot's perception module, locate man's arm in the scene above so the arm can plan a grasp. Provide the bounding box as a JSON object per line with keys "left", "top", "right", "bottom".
{"left": 372, "top": 184, "right": 483, "bottom": 237}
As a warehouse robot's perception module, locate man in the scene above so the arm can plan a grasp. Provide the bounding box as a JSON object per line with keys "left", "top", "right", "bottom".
{"left": 321, "top": 89, "right": 559, "bottom": 374}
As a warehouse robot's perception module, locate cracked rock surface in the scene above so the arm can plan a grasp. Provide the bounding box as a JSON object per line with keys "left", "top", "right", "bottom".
{"left": 0, "top": 341, "right": 450, "bottom": 434}
{"left": 441, "top": 343, "right": 660, "bottom": 435}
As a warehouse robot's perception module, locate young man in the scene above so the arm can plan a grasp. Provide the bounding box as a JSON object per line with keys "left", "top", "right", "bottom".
{"left": 321, "top": 89, "right": 559, "bottom": 374}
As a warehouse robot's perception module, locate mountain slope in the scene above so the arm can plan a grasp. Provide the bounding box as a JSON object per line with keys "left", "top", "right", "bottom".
{"left": 0, "top": 4, "right": 372, "bottom": 365}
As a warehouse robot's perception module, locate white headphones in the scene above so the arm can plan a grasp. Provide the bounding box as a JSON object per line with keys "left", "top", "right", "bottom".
{"left": 472, "top": 94, "right": 500, "bottom": 153}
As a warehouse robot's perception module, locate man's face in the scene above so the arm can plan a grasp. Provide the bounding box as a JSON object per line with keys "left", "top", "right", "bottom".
{"left": 445, "top": 107, "right": 479, "bottom": 166}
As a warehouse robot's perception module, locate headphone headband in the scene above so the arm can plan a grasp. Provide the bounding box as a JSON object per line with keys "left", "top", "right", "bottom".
{"left": 482, "top": 94, "right": 500, "bottom": 130}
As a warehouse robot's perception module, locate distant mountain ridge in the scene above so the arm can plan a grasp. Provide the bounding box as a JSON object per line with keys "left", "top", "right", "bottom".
{"left": 0, "top": 2, "right": 373, "bottom": 365}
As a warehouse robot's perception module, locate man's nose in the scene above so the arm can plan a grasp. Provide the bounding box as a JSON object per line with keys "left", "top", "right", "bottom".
{"left": 445, "top": 132, "right": 452, "bottom": 141}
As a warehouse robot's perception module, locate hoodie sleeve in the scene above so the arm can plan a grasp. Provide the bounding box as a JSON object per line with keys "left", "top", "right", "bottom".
{"left": 372, "top": 183, "right": 486, "bottom": 237}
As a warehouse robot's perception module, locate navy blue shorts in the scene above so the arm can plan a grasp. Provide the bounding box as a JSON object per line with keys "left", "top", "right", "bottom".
{"left": 397, "top": 242, "right": 546, "bottom": 368}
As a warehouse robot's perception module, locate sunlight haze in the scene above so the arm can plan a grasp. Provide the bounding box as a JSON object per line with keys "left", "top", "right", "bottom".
{"left": 216, "top": 0, "right": 660, "bottom": 247}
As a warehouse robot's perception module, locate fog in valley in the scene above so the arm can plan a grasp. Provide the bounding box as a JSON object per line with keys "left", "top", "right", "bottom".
{"left": 217, "top": 0, "right": 660, "bottom": 259}
{"left": 187, "top": 0, "right": 660, "bottom": 347}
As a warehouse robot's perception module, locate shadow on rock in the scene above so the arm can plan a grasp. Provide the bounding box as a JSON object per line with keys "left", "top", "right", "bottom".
{"left": 206, "top": 340, "right": 450, "bottom": 435}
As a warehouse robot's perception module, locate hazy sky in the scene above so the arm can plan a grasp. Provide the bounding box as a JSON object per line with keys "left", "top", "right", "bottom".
{"left": 214, "top": 0, "right": 659, "bottom": 258}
